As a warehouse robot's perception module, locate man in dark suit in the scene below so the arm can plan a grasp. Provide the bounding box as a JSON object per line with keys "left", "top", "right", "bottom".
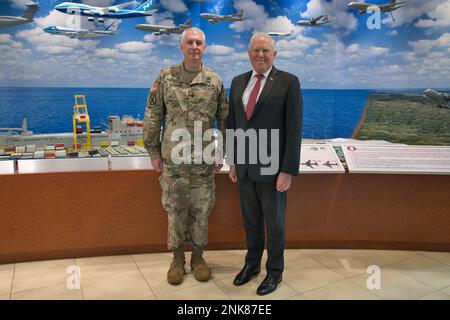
{"left": 227, "top": 32, "right": 303, "bottom": 295}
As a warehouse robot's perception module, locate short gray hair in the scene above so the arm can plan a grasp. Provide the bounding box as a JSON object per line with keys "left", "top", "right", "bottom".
{"left": 181, "top": 27, "right": 206, "bottom": 45}
{"left": 248, "top": 32, "right": 276, "bottom": 51}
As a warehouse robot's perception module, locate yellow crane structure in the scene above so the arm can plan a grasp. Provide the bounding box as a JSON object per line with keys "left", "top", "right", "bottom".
{"left": 72, "top": 95, "right": 91, "bottom": 152}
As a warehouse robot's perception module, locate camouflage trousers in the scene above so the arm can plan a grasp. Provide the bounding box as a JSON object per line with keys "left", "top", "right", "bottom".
{"left": 159, "top": 162, "right": 215, "bottom": 249}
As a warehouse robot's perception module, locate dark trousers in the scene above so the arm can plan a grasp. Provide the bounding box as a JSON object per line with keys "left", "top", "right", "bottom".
{"left": 237, "top": 174, "right": 286, "bottom": 277}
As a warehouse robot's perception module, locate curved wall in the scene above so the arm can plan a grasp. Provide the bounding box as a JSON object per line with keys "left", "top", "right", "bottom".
{"left": 0, "top": 170, "right": 449, "bottom": 264}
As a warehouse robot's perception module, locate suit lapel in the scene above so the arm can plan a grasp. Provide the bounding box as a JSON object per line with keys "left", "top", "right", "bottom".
{"left": 250, "top": 66, "right": 279, "bottom": 120}
{"left": 237, "top": 71, "right": 252, "bottom": 121}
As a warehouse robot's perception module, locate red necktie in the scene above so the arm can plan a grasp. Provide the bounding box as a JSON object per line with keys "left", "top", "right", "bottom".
{"left": 245, "top": 74, "right": 264, "bottom": 120}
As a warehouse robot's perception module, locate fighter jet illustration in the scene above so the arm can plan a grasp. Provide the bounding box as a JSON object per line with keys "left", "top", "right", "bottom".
{"left": 135, "top": 18, "right": 192, "bottom": 35}
{"left": 297, "top": 15, "right": 331, "bottom": 27}
{"left": 347, "top": 0, "right": 406, "bottom": 23}
{"left": 200, "top": 10, "right": 245, "bottom": 24}
{"left": 55, "top": 0, "right": 157, "bottom": 22}
{"left": 44, "top": 20, "right": 119, "bottom": 39}
{"left": 0, "top": 3, "right": 39, "bottom": 28}
{"left": 301, "top": 160, "right": 319, "bottom": 169}
{"left": 322, "top": 161, "right": 339, "bottom": 169}
{"left": 268, "top": 30, "right": 294, "bottom": 37}
{"left": 423, "top": 89, "right": 450, "bottom": 109}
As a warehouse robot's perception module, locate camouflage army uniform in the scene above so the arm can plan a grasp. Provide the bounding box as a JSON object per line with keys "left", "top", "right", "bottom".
{"left": 143, "top": 62, "right": 228, "bottom": 249}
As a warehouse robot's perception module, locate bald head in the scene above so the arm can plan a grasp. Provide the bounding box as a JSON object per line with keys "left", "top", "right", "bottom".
{"left": 249, "top": 32, "right": 276, "bottom": 51}
{"left": 181, "top": 27, "right": 206, "bottom": 45}
{"left": 248, "top": 32, "right": 277, "bottom": 74}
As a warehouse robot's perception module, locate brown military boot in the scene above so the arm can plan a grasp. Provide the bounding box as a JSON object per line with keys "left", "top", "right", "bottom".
{"left": 167, "top": 246, "right": 186, "bottom": 285}
{"left": 190, "top": 245, "right": 211, "bottom": 282}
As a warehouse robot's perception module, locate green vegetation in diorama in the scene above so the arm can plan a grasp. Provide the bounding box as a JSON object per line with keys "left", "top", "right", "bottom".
{"left": 355, "top": 92, "right": 450, "bottom": 146}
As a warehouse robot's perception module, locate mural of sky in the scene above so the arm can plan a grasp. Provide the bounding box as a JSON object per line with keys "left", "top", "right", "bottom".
{"left": 0, "top": 0, "right": 449, "bottom": 89}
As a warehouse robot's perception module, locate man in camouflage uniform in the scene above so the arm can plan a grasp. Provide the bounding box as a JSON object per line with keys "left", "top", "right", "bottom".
{"left": 143, "top": 27, "right": 228, "bottom": 285}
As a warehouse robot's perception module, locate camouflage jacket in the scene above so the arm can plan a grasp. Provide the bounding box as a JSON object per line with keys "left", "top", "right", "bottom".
{"left": 143, "top": 63, "right": 228, "bottom": 163}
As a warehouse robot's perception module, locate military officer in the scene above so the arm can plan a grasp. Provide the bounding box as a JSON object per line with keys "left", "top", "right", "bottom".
{"left": 143, "top": 27, "right": 228, "bottom": 285}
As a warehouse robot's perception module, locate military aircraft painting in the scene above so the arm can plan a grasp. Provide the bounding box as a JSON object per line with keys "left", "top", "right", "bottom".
{"left": 135, "top": 18, "right": 192, "bottom": 35}
{"left": 200, "top": 10, "right": 244, "bottom": 24}
{"left": 267, "top": 30, "right": 294, "bottom": 36}
{"left": 423, "top": 89, "right": 450, "bottom": 109}
{"left": 347, "top": 0, "right": 406, "bottom": 23}
{"left": 0, "top": 3, "right": 39, "bottom": 28}
{"left": 297, "top": 15, "right": 331, "bottom": 27}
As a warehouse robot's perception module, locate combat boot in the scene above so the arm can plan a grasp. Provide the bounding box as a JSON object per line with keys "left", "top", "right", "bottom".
{"left": 167, "top": 246, "right": 186, "bottom": 285}
{"left": 190, "top": 245, "right": 211, "bottom": 282}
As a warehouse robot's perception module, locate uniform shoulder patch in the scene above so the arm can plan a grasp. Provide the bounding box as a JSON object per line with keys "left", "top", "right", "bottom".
{"left": 149, "top": 83, "right": 158, "bottom": 106}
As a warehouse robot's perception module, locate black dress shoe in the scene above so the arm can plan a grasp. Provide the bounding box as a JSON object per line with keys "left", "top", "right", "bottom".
{"left": 233, "top": 264, "right": 261, "bottom": 286}
{"left": 256, "top": 274, "right": 282, "bottom": 295}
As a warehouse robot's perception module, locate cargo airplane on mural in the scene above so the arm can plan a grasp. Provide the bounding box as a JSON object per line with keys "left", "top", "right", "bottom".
{"left": 200, "top": 10, "right": 245, "bottom": 24}
{"left": 423, "top": 89, "right": 450, "bottom": 109}
{"left": 347, "top": 0, "right": 406, "bottom": 23}
{"left": 44, "top": 20, "right": 120, "bottom": 38}
{"left": 55, "top": 0, "right": 157, "bottom": 22}
{"left": 0, "top": 3, "right": 39, "bottom": 27}
{"left": 268, "top": 30, "right": 294, "bottom": 36}
{"left": 135, "top": 18, "right": 192, "bottom": 35}
{"left": 297, "top": 15, "right": 331, "bottom": 27}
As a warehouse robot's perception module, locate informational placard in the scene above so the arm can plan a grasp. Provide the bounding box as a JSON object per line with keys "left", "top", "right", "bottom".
{"left": 110, "top": 156, "right": 152, "bottom": 170}
{"left": 18, "top": 158, "right": 108, "bottom": 174}
{"left": 342, "top": 145, "right": 450, "bottom": 174}
{"left": 299, "top": 144, "right": 345, "bottom": 173}
{"left": 0, "top": 160, "right": 14, "bottom": 175}
{"left": 220, "top": 144, "right": 345, "bottom": 174}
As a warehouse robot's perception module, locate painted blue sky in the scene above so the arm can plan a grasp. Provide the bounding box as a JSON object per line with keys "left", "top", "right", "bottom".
{"left": 1, "top": 0, "right": 449, "bottom": 89}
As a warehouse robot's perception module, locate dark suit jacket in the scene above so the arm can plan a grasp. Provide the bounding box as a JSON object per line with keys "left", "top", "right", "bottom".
{"left": 227, "top": 66, "right": 303, "bottom": 182}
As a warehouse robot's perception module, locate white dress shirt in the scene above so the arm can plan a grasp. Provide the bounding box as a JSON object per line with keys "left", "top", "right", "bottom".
{"left": 242, "top": 66, "right": 273, "bottom": 111}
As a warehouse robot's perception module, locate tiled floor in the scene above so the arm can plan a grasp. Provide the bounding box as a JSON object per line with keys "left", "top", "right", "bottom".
{"left": 1, "top": 249, "right": 450, "bottom": 300}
